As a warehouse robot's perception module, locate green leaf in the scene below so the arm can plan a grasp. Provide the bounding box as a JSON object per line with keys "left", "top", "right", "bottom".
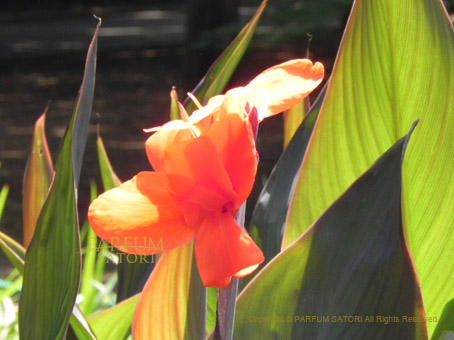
{"left": 22, "top": 110, "right": 54, "bottom": 248}
{"left": 185, "top": 0, "right": 268, "bottom": 114}
{"left": 0, "top": 231, "right": 25, "bottom": 274}
{"left": 284, "top": 1, "right": 454, "bottom": 336}
{"left": 248, "top": 85, "right": 326, "bottom": 274}
{"left": 0, "top": 184, "right": 9, "bottom": 222}
{"left": 132, "top": 241, "right": 205, "bottom": 340}
{"left": 18, "top": 21, "right": 100, "bottom": 340}
{"left": 235, "top": 129, "right": 427, "bottom": 339}
{"left": 282, "top": 100, "right": 307, "bottom": 149}
{"left": 88, "top": 294, "right": 139, "bottom": 340}
{"left": 0, "top": 231, "right": 96, "bottom": 340}
{"left": 67, "top": 305, "right": 97, "bottom": 340}
{"left": 96, "top": 135, "right": 121, "bottom": 190}
{"left": 170, "top": 87, "right": 181, "bottom": 121}
{"left": 206, "top": 287, "right": 218, "bottom": 336}
{"left": 80, "top": 181, "right": 102, "bottom": 315}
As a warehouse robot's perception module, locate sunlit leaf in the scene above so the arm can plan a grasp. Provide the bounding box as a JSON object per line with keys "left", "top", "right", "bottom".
{"left": 282, "top": 100, "right": 306, "bottom": 149}
{"left": 284, "top": 1, "right": 454, "bottom": 336}
{"left": 88, "top": 294, "right": 139, "bottom": 340}
{"left": 185, "top": 0, "right": 268, "bottom": 114}
{"left": 22, "top": 110, "right": 54, "bottom": 248}
{"left": 0, "top": 184, "right": 9, "bottom": 222}
{"left": 96, "top": 135, "right": 121, "bottom": 190}
{"left": 18, "top": 21, "right": 100, "bottom": 340}
{"left": 235, "top": 130, "right": 427, "bottom": 339}
{"left": 133, "top": 241, "right": 205, "bottom": 340}
{"left": 170, "top": 86, "right": 180, "bottom": 121}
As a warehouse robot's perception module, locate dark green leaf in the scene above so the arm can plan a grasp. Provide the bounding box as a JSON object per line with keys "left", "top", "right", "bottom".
{"left": 248, "top": 85, "right": 326, "bottom": 275}
{"left": 235, "top": 126, "right": 427, "bottom": 339}
{"left": 18, "top": 21, "right": 100, "bottom": 340}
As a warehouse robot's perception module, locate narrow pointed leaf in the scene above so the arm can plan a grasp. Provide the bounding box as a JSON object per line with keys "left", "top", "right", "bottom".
{"left": 170, "top": 87, "right": 180, "bottom": 121}
{"left": 97, "top": 134, "right": 155, "bottom": 301}
{"left": 185, "top": 0, "right": 268, "bottom": 113}
{"left": 284, "top": 1, "right": 454, "bottom": 336}
{"left": 67, "top": 305, "right": 97, "bottom": 340}
{"left": 0, "top": 184, "right": 8, "bottom": 221}
{"left": 96, "top": 135, "right": 121, "bottom": 190}
{"left": 18, "top": 21, "right": 99, "bottom": 340}
{"left": 0, "top": 231, "right": 25, "bottom": 274}
{"left": 248, "top": 85, "right": 326, "bottom": 273}
{"left": 88, "top": 294, "right": 139, "bottom": 340}
{"left": 133, "top": 241, "right": 206, "bottom": 340}
{"left": 235, "top": 130, "right": 427, "bottom": 339}
{"left": 80, "top": 181, "right": 101, "bottom": 315}
{"left": 22, "top": 111, "right": 54, "bottom": 248}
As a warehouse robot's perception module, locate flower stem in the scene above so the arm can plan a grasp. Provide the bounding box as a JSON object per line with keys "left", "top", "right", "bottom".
{"left": 213, "top": 203, "right": 246, "bottom": 340}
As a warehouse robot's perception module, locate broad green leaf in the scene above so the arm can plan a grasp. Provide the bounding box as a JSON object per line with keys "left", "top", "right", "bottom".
{"left": 22, "top": 110, "right": 54, "bottom": 248}
{"left": 282, "top": 100, "right": 307, "bottom": 149}
{"left": 249, "top": 85, "right": 326, "bottom": 273}
{"left": 284, "top": 1, "right": 454, "bottom": 336}
{"left": 18, "top": 21, "right": 99, "bottom": 340}
{"left": 0, "top": 232, "right": 96, "bottom": 340}
{"left": 133, "top": 241, "right": 205, "bottom": 340}
{"left": 88, "top": 294, "right": 139, "bottom": 340}
{"left": 235, "top": 131, "right": 427, "bottom": 339}
{"left": 185, "top": 0, "right": 268, "bottom": 114}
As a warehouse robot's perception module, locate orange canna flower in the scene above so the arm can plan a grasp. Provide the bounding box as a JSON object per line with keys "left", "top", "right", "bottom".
{"left": 88, "top": 58, "right": 324, "bottom": 287}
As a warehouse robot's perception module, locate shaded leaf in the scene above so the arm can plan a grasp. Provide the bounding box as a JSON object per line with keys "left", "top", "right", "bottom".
{"left": 284, "top": 1, "right": 454, "bottom": 336}
{"left": 235, "top": 129, "right": 427, "bottom": 339}
{"left": 18, "top": 21, "right": 100, "bottom": 340}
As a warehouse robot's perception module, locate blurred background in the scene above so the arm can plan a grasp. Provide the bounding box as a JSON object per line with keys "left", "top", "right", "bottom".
{"left": 0, "top": 0, "right": 453, "bottom": 266}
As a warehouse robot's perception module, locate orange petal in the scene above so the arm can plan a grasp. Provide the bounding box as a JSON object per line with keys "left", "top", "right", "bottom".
{"left": 203, "top": 98, "right": 257, "bottom": 202}
{"left": 195, "top": 213, "right": 264, "bottom": 288}
{"left": 229, "top": 59, "right": 324, "bottom": 120}
{"left": 145, "top": 120, "right": 198, "bottom": 172}
{"left": 165, "top": 135, "right": 240, "bottom": 210}
{"left": 88, "top": 171, "right": 195, "bottom": 255}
